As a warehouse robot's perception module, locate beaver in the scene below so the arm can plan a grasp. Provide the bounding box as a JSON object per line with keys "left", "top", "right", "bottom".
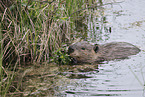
{"left": 68, "top": 41, "right": 140, "bottom": 63}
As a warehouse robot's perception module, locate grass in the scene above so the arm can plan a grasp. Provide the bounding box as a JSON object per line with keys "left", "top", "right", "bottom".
{"left": 0, "top": 0, "right": 100, "bottom": 96}
{"left": 1, "top": 0, "right": 99, "bottom": 65}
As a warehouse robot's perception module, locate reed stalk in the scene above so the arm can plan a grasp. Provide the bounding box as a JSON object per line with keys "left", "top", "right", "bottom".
{"left": 0, "top": 0, "right": 101, "bottom": 96}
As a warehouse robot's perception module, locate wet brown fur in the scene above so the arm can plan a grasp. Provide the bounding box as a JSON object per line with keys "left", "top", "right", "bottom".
{"left": 68, "top": 41, "right": 140, "bottom": 63}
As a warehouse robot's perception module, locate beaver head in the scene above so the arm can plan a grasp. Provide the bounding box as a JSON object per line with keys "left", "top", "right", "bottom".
{"left": 68, "top": 41, "right": 101, "bottom": 63}
{"left": 68, "top": 41, "right": 140, "bottom": 64}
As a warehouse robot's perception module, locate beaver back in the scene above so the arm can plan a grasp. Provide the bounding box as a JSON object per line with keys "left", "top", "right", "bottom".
{"left": 68, "top": 41, "right": 140, "bottom": 63}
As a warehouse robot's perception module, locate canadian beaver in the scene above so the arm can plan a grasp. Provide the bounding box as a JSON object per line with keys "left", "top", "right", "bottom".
{"left": 68, "top": 41, "right": 140, "bottom": 63}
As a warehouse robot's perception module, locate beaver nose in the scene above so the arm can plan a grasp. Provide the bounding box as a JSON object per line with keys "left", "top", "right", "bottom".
{"left": 68, "top": 46, "right": 74, "bottom": 54}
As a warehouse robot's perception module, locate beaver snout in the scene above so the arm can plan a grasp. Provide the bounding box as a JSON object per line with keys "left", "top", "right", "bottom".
{"left": 68, "top": 46, "right": 75, "bottom": 54}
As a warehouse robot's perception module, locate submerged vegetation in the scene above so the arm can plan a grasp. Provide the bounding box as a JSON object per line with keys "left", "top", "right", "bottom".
{"left": 0, "top": 0, "right": 107, "bottom": 96}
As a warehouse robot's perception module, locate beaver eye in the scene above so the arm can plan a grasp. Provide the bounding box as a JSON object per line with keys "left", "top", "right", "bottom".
{"left": 94, "top": 44, "right": 99, "bottom": 53}
{"left": 81, "top": 47, "right": 86, "bottom": 50}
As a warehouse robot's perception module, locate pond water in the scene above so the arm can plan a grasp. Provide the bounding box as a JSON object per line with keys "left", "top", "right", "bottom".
{"left": 19, "top": 0, "right": 145, "bottom": 97}
{"left": 56, "top": 0, "right": 145, "bottom": 97}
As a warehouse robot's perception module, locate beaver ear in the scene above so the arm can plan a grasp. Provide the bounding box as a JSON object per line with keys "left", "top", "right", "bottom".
{"left": 93, "top": 44, "right": 99, "bottom": 53}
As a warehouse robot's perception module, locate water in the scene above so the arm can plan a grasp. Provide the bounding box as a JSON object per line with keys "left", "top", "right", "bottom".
{"left": 57, "top": 0, "right": 145, "bottom": 97}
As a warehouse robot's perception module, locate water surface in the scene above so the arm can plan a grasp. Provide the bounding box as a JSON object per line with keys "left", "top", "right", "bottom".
{"left": 58, "top": 0, "right": 145, "bottom": 97}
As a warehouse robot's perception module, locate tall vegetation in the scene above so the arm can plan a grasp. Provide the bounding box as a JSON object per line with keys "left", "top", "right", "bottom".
{"left": 1, "top": 0, "right": 100, "bottom": 65}
{"left": 0, "top": 0, "right": 101, "bottom": 96}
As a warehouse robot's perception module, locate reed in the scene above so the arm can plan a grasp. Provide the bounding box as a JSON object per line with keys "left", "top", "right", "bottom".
{"left": 1, "top": 0, "right": 99, "bottom": 65}
{"left": 1, "top": 0, "right": 100, "bottom": 96}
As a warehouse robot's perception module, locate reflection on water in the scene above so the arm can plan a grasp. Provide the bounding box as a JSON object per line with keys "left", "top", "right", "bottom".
{"left": 87, "top": 9, "right": 111, "bottom": 43}
{"left": 73, "top": 1, "right": 112, "bottom": 42}
{"left": 19, "top": 0, "right": 145, "bottom": 96}
{"left": 58, "top": 0, "right": 145, "bottom": 97}
{"left": 60, "top": 56, "right": 145, "bottom": 97}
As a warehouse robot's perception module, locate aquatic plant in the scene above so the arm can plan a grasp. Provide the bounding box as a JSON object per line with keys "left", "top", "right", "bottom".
{"left": 1, "top": 0, "right": 99, "bottom": 65}
{"left": 1, "top": 0, "right": 102, "bottom": 96}
{"left": 51, "top": 43, "right": 71, "bottom": 65}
